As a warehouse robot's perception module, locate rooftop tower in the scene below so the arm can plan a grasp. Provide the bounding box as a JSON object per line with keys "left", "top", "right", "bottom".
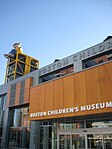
{"left": 4, "top": 42, "right": 39, "bottom": 83}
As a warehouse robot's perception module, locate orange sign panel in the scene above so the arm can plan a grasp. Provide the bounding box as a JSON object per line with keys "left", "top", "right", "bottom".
{"left": 29, "top": 62, "right": 112, "bottom": 120}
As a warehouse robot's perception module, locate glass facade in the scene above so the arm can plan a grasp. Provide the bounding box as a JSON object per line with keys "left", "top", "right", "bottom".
{"left": 9, "top": 107, "right": 30, "bottom": 148}
{"left": 9, "top": 127, "right": 30, "bottom": 148}
{"left": 59, "top": 121, "right": 84, "bottom": 130}
{"left": 0, "top": 94, "right": 6, "bottom": 146}
{"left": 83, "top": 50, "right": 112, "bottom": 69}
{"left": 56, "top": 118, "right": 112, "bottom": 149}
{"left": 87, "top": 134, "right": 112, "bottom": 149}
{"left": 39, "top": 122, "right": 57, "bottom": 149}
{"left": 39, "top": 65, "right": 74, "bottom": 83}
{"left": 31, "top": 118, "right": 112, "bottom": 149}
{"left": 86, "top": 120, "right": 112, "bottom": 128}
{"left": 12, "top": 108, "right": 30, "bottom": 127}
{"left": 59, "top": 134, "right": 85, "bottom": 149}
{"left": 35, "top": 120, "right": 85, "bottom": 149}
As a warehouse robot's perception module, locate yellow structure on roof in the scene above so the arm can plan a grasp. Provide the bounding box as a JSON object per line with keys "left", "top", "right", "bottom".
{"left": 4, "top": 43, "right": 39, "bottom": 83}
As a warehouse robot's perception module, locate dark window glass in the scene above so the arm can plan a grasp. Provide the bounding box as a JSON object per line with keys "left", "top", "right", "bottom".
{"left": 84, "top": 60, "right": 97, "bottom": 68}
{"left": 98, "top": 60, "right": 103, "bottom": 64}
{"left": 108, "top": 57, "right": 112, "bottom": 61}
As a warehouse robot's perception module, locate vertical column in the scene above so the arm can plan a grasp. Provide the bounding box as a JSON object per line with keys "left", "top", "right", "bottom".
{"left": 29, "top": 121, "right": 41, "bottom": 149}
{"left": 1, "top": 109, "right": 13, "bottom": 148}
{"left": 74, "top": 60, "right": 82, "bottom": 73}
{"left": 22, "top": 128, "right": 27, "bottom": 148}
{"left": 57, "top": 131, "right": 59, "bottom": 149}
{"left": 33, "top": 76, "right": 39, "bottom": 86}
{"left": 43, "top": 126, "right": 49, "bottom": 149}
{"left": 85, "top": 133, "right": 88, "bottom": 149}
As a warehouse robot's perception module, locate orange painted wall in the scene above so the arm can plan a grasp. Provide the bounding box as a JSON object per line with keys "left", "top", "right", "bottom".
{"left": 98, "top": 62, "right": 112, "bottom": 113}
{"left": 24, "top": 78, "right": 33, "bottom": 104}
{"left": 29, "top": 62, "right": 112, "bottom": 120}
{"left": 74, "top": 71, "right": 87, "bottom": 116}
{"left": 6, "top": 85, "right": 11, "bottom": 107}
{"left": 63, "top": 75, "right": 74, "bottom": 117}
{"left": 53, "top": 78, "right": 64, "bottom": 118}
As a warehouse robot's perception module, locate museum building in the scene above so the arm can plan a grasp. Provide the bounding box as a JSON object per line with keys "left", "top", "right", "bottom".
{"left": 0, "top": 37, "right": 112, "bottom": 149}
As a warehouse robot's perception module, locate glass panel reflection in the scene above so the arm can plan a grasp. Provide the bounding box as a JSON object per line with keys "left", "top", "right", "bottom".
{"left": 59, "top": 134, "right": 71, "bottom": 149}
{"left": 59, "top": 121, "right": 84, "bottom": 130}
{"left": 9, "top": 107, "right": 30, "bottom": 148}
{"left": 87, "top": 121, "right": 112, "bottom": 128}
{"left": 13, "top": 107, "right": 29, "bottom": 127}
{"left": 87, "top": 134, "right": 112, "bottom": 149}
{"left": 59, "top": 134, "right": 85, "bottom": 149}
{"left": 103, "top": 134, "right": 112, "bottom": 149}
{"left": 9, "top": 127, "right": 30, "bottom": 148}
{"left": 72, "top": 134, "right": 85, "bottom": 149}
{"left": 87, "top": 134, "right": 103, "bottom": 149}
{"left": 51, "top": 123, "right": 57, "bottom": 149}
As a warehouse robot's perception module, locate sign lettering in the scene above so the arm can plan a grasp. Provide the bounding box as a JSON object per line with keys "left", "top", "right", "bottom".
{"left": 30, "top": 101, "right": 112, "bottom": 118}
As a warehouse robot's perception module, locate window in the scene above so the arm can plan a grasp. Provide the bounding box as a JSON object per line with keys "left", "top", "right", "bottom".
{"left": 98, "top": 60, "right": 103, "bottom": 64}
{"left": 86, "top": 120, "right": 112, "bottom": 128}
{"left": 39, "top": 65, "right": 74, "bottom": 83}
{"left": 13, "top": 107, "right": 29, "bottom": 127}
{"left": 83, "top": 60, "right": 97, "bottom": 69}
{"left": 108, "top": 57, "right": 112, "bottom": 61}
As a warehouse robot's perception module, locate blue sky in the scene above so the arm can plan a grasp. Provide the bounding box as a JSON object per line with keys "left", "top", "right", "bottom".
{"left": 0, "top": 0, "right": 112, "bottom": 85}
